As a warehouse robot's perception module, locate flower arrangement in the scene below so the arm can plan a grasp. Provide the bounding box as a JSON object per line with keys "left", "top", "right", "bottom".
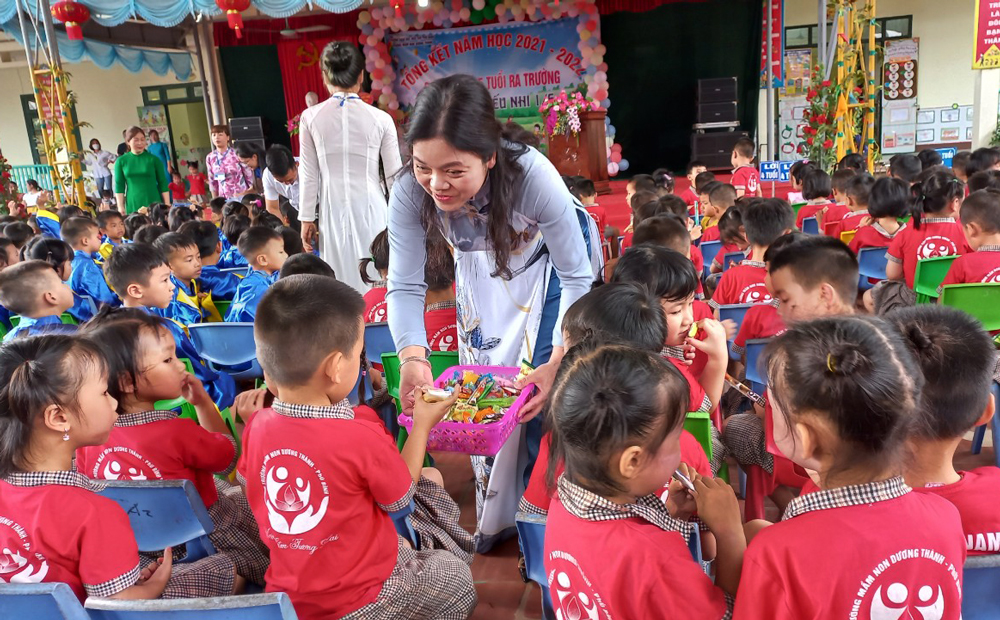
{"left": 798, "top": 65, "right": 840, "bottom": 172}
{"left": 0, "top": 151, "right": 16, "bottom": 214}
{"left": 539, "top": 90, "right": 600, "bottom": 137}
{"left": 286, "top": 114, "right": 301, "bottom": 137}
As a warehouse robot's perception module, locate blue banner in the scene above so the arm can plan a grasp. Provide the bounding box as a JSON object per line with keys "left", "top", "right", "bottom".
{"left": 387, "top": 18, "right": 587, "bottom": 126}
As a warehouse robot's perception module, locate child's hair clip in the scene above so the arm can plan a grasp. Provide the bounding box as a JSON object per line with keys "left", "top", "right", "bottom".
{"left": 826, "top": 353, "right": 837, "bottom": 373}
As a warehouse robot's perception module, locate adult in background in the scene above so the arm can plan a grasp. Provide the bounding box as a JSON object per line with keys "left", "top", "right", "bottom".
{"left": 206, "top": 124, "right": 253, "bottom": 200}
{"left": 387, "top": 74, "right": 592, "bottom": 550}
{"left": 116, "top": 129, "right": 128, "bottom": 156}
{"left": 235, "top": 140, "right": 266, "bottom": 195}
{"left": 114, "top": 126, "right": 169, "bottom": 215}
{"left": 298, "top": 41, "right": 402, "bottom": 293}
{"left": 147, "top": 129, "right": 172, "bottom": 176}
{"left": 84, "top": 138, "right": 115, "bottom": 198}
{"left": 262, "top": 145, "right": 299, "bottom": 219}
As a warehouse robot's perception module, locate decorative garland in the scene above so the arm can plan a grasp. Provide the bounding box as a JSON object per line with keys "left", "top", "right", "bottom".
{"left": 356, "top": 0, "right": 624, "bottom": 175}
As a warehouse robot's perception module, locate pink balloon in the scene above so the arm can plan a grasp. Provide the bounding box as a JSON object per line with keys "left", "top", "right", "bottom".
{"left": 389, "top": 100, "right": 400, "bottom": 110}
{"left": 611, "top": 143, "right": 622, "bottom": 152}
{"left": 608, "top": 162, "right": 619, "bottom": 176}
{"left": 598, "top": 62, "right": 608, "bottom": 72}
{"left": 611, "top": 152, "right": 621, "bottom": 163}
{"left": 383, "top": 85, "right": 393, "bottom": 95}
{"left": 595, "top": 88, "right": 607, "bottom": 100}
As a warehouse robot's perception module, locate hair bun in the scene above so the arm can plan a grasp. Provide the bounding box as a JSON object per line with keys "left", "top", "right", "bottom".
{"left": 825, "top": 343, "right": 867, "bottom": 376}
{"left": 323, "top": 42, "right": 353, "bottom": 72}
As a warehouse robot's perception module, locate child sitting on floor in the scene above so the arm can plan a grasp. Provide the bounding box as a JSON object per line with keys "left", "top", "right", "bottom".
{"left": 178, "top": 220, "right": 240, "bottom": 302}
{"left": 153, "top": 232, "right": 207, "bottom": 325}
{"left": 237, "top": 275, "right": 476, "bottom": 620}
{"left": 225, "top": 226, "right": 287, "bottom": 322}
{"left": 62, "top": 216, "right": 120, "bottom": 322}
{"left": 938, "top": 188, "right": 1000, "bottom": 294}
{"left": 79, "top": 310, "right": 270, "bottom": 586}
{"left": 105, "top": 243, "right": 236, "bottom": 411}
{"left": 360, "top": 228, "right": 390, "bottom": 323}
{"left": 0, "top": 260, "right": 76, "bottom": 341}
{"left": 849, "top": 176, "right": 908, "bottom": 253}
{"left": 889, "top": 304, "right": 1000, "bottom": 555}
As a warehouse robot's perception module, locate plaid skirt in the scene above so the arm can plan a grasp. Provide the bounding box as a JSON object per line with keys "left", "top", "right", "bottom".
{"left": 721, "top": 413, "right": 773, "bottom": 473}
{"left": 207, "top": 479, "right": 270, "bottom": 585}
{"left": 340, "top": 537, "right": 477, "bottom": 620}
{"left": 140, "top": 553, "right": 236, "bottom": 598}
{"left": 709, "top": 425, "right": 728, "bottom": 476}
{"left": 411, "top": 476, "right": 475, "bottom": 566}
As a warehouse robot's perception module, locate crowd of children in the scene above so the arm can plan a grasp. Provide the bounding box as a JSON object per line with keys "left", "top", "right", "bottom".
{"left": 0, "top": 134, "right": 999, "bottom": 620}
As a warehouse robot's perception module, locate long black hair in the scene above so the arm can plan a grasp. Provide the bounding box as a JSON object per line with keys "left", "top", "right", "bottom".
{"left": 909, "top": 167, "right": 965, "bottom": 230}
{"left": 404, "top": 74, "right": 529, "bottom": 279}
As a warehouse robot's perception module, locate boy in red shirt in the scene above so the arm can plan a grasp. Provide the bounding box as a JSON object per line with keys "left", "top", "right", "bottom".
{"left": 815, "top": 168, "right": 856, "bottom": 233}
{"left": 890, "top": 305, "right": 1000, "bottom": 556}
{"left": 849, "top": 176, "right": 908, "bottom": 253}
{"left": 700, "top": 183, "right": 736, "bottom": 243}
{"left": 709, "top": 198, "right": 794, "bottom": 310}
{"left": 168, "top": 172, "right": 187, "bottom": 203}
{"left": 186, "top": 161, "right": 207, "bottom": 204}
{"left": 238, "top": 275, "right": 476, "bottom": 620}
{"left": 680, "top": 160, "right": 707, "bottom": 210}
{"left": 827, "top": 172, "right": 874, "bottom": 239}
{"left": 708, "top": 207, "right": 749, "bottom": 276}
{"left": 939, "top": 188, "right": 1000, "bottom": 292}
{"left": 730, "top": 136, "right": 761, "bottom": 198}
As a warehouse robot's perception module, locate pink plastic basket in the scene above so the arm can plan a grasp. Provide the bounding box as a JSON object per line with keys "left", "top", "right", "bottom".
{"left": 397, "top": 365, "right": 534, "bottom": 456}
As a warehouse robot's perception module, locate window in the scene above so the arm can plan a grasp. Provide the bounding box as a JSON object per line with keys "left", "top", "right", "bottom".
{"left": 784, "top": 15, "right": 911, "bottom": 49}
{"left": 141, "top": 83, "right": 203, "bottom": 106}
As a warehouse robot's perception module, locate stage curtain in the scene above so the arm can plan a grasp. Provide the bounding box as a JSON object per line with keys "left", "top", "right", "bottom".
{"left": 601, "top": 0, "right": 762, "bottom": 173}
{"left": 219, "top": 45, "right": 292, "bottom": 150}
{"left": 595, "top": 0, "right": 701, "bottom": 15}
{"left": 276, "top": 36, "right": 353, "bottom": 154}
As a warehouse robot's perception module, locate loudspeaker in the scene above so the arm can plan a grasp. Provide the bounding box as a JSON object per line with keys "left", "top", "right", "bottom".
{"left": 228, "top": 116, "right": 263, "bottom": 141}
{"left": 698, "top": 77, "right": 738, "bottom": 103}
{"left": 691, "top": 130, "right": 749, "bottom": 170}
{"left": 697, "top": 101, "right": 738, "bottom": 124}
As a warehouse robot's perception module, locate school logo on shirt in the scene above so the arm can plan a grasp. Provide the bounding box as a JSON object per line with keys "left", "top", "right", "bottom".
{"left": 851, "top": 548, "right": 961, "bottom": 620}
{"left": 547, "top": 550, "right": 611, "bottom": 620}
{"left": 916, "top": 236, "right": 958, "bottom": 260}
{"left": 982, "top": 268, "right": 1000, "bottom": 283}
{"left": 261, "top": 449, "right": 330, "bottom": 536}
{"left": 429, "top": 324, "right": 458, "bottom": 351}
{"left": 746, "top": 173, "right": 759, "bottom": 195}
{"left": 92, "top": 447, "right": 162, "bottom": 481}
{"left": 366, "top": 300, "right": 387, "bottom": 324}
{"left": 739, "top": 282, "right": 772, "bottom": 304}
{"left": 0, "top": 517, "right": 49, "bottom": 583}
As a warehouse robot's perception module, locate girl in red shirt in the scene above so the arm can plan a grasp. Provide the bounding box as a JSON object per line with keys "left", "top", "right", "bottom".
{"left": 78, "top": 310, "right": 269, "bottom": 588}
{"left": 732, "top": 317, "right": 966, "bottom": 619}
{"left": 890, "top": 305, "right": 1000, "bottom": 556}
{"left": 423, "top": 230, "right": 458, "bottom": 352}
{"left": 543, "top": 340, "right": 744, "bottom": 620}
{"left": 0, "top": 334, "right": 236, "bottom": 601}
{"left": 359, "top": 228, "right": 389, "bottom": 323}
{"left": 848, "top": 176, "right": 908, "bottom": 253}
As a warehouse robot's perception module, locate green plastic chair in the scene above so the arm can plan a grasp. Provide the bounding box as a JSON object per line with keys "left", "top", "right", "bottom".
{"left": 9, "top": 312, "right": 78, "bottom": 328}
{"left": 790, "top": 202, "right": 808, "bottom": 217}
{"left": 0, "top": 322, "right": 6, "bottom": 340}
{"left": 914, "top": 255, "right": 959, "bottom": 304}
{"left": 683, "top": 410, "right": 729, "bottom": 482}
{"left": 940, "top": 283, "right": 1000, "bottom": 332}
{"left": 213, "top": 300, "right": 231, "bottom": 321}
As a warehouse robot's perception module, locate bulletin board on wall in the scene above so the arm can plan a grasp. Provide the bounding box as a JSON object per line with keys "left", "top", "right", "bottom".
{"left": 915, "top": 105, "right": 974, "bottom": 146}
{"left": 881, "top": 38, "right": 919, "bottom": 155}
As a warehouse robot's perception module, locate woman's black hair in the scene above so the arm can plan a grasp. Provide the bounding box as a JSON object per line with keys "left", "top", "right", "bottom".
{"left": 789, "top": 161, "right": 816, "bottom": 185}
{"left": 222, "top": 201, "right": 249, "bottom": 221}
{"left": 0, "top": 334, "right": 107, "bottom": 476}
{"left": 148, "top": 203, "right": 169, "bottom": 228}
{"left": 25, "top": 236, "right": 73, "bottom": 272}
{"left": 235, "top": 141, "right": 265, "bottom": 168}
{"left": 801, "top": 168, "right": 832, "bottom": 201}
{"left": 908, "top": 167, "right": 964, "bottom": 230}
{"left": 868, "top": 177, "right": 911, "bottom": 219}
{"left": 320, "top": 41, "right": 364, "bottom": 89}
{"left": 360, "top": 228, "right": 389, "bottom": 285}
{"left": 404, "top": 74, "right": 530, "bottom": 280}
{"left": 651, "top": 168, "right": 675, "bottom": 194}
{"left": 561, "top": 282, "right": 667, "bottom": 352}
{"left": 837, "top": 153, "right": 865, "bottom": 171}
{"left": 547, "top": 340, "right": 689, "bottom": 497}
{"left": 887, "top": 305, "right": 996, "bottom": 441}
{"left": 764, "top": 316, "right": 921, "bottom": 479}
{"left": 123, "top": 213, "right": 151, "bottom": 241}
{"left": 167, "top": 206, "right": 196, "bottom": 231}
{"left": 25, "top": 179, "right": 40, "bottom": 192}
{"left": 84, "top": 308, "right": 173, "bottom": 413}
{"left": 424, "top": 229, "right": 455, "bottom": 291}
{"left": 223, "top": 215, "right": 251, "bottom": 247}
{"left": 610, "top": 243, "right": 698, "bottom": 302}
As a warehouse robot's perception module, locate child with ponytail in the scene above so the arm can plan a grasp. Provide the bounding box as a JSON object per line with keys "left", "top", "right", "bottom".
{"left": 360, "top": 228, "right": 390, "bottom": 323}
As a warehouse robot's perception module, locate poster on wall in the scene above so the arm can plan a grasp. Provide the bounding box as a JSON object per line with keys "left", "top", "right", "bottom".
{"left": 777, "top": 95, "right": 807, "bottom": 161}
{"left": 781, "top": 49, "right": 811, "bottom": 97}
{"left": 914, "top": 105, "right": 973, "bottom": 145}
{"left": 973, "top": 0, "right": 1000, "bottom": 69}
{"left": 387, "top": 18, "right": 587, "bottom": 130}
{"left": 136, "top": 105, "right": 170, "bottom": 157}
{"left": 759, "top": 0, "right": 784, "bottom": 88}
{"left": 881, "top": 38, "right": 918, "bottom": 155}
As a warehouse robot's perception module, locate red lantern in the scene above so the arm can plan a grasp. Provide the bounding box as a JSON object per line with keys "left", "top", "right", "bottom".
{"left": 392, "top": 0, "right": 403, "bottom": 17}
{"left": 50, "top": 1, "right": 90, "bottom": 41}
{"left": 216, "top": 0, "right": 252, "bottom": 39}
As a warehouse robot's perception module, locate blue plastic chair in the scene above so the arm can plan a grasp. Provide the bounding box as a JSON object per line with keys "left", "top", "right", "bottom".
{"left": 801, "top": 217, "right": 819, "bottom": 235}
{"left": 744, "top": 338, "right": 770, "bottom": 395}
{"left": 364, "top": 322, "right": 396, "bottom": 362}
{"left": 719, "top": 303, "right": 755, "bottom": 360}
{"left": 857, "top": 247, "right": 888, "bottom": 291}
{"left": 220, "top": 267, "right": 248, "bottom": 277}
{"left": 0, "top": 583, "right": 88, "bottom": 620}
{"left": 961, "top": 553, "right": 1000, "bottom": 620}
{"left": 96, "top": 480, "right": 217, "bottom": 563}
{"left": 389, "top": 499, "right": 420, "bottom": 549}
{"left": 515, "top": 511, "right": 555, "bottom": 620}
{"left": 85, "top": 593, "right": 298, "bottom": 620}
{"left": 721, "top": 251, "right": 745, "bottom": 272}
{"left": 187, "top": 322, "right": 263, "bottom": 381}
{"left": 699, "top": 240, "right": 722, "bottom": 277}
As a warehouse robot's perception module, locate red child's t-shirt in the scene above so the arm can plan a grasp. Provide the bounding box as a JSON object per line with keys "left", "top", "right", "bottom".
{"left": 834, "top": 210, "right": 868, "bottom": 235}
{"left": 886, "top": 217, "right": 972, "bottom": 288}
{"left": 238, "top": 401, "right": 415, "bottom": 620}
{"left": 76, "top": 412, "right": 236, "bottom": 508}
{"left": 187, "top": 173, "right": 207, "bottom": 196}
{"left": 680, "top": 187, "right": 699, "bottom": 208}
{"left": 700, "top": 226, "right": 721, "bottom": 244}
{"left": 912, "top": 467, "right": 1000, "bottom": 556}
{"left": 795, "top": 201, "right": 832, "bottom": 228}
{"left": 363, "top": 286, "right": 388, "bottom": 323}
{"left": 732, "top": 164, "right": 761, "bottom": 196}
{"left": 425, "top": 303, "right": 458, "bottom": 351}
{"left": 168, "top": 182, "right": 186, "bottom": 202}
{"left": 708, "top": 260, "right": 771, "bottom": 307}
{"left": 731, "top": 302, "right": 785, "bottom": 357}
{"left": 939, "top": 248, "right": 1000, "bottom": 289}
{"left": 849, "top": 222, "right": 903, "bottom": 253}
{"left": 821, "top": 204, "right": 850, "bottom": 226}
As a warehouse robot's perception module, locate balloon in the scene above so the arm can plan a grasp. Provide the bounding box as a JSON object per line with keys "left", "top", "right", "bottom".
{"left": 471, "top": 12, "right": 483, "bottom": 23}
{"left": 450, "top": 10, "right": 460, "bottom": 21}
{"left": 611, "top": 152, "right": 621, "bottom": 163}
{"left": 608, "top": 162, "right": 619, "bottom": 176}
{"left": 568, "top": 6, "right": 578, "bottom": 16}
{"left": 375, "top": 58, "right": 385, "bottom": 69}
{"left": 591, "top": 54, "right": 603, "bottom": 65}
{"left": 585, "top": 19, "right": 597, "bottom": 30}
{"left": 594, "top": 70, "right": 606, "bottom": 83}
{"left": 580, "top": 29, "right": 591, "bottom": 41}
{"left": 595, "top": 44, "right": 607, "bottom": 56}
{"left": 611, "top": 143, "right": 622, "bottom": 152}
{"left": 607, "top": 124, "right": 615, "bottom": 135}
{"left": 619, "top": 159, "right": 629, "bottom": 172}
{"left": 598, "top": 62, "right": 608, "bottom": 73}
{"left": 372, "top": 79, "right": 383, "bottom": 90}
{"left": 452, "top": 0, "right": 462, "bottom": 10}
{"left": 379, "top": 93, "right": 389, "bottom": 105}
{"left": 483, "top": 5, "right": 495, "bottom": 18}
{"left": 361, "top": 23, "right": 373, "bottom": 34}
{"left": 367, "top": 35, "right": 378, "bottom": 46}
{"left": 372, "top": 7, "right": 382, "bottom": 19}
{"left": 389, "top": 100, "right": 400, "bottom": 110}
{"left": 460, "top": 7, "right": 471, "bottom": 19}
{"left": 472, "top": 0, "right": 485, "bottom": 9}
{"left": 604, "top": 116, "right": 611, "bottom": 125}
{"left": 359, "top": 11, "right": 371, "bottom": 23}
{"left": 383, "top": 85, "right": 393, "bottom": 95}
{"left": 595, "top": 88, "right": 607, "bottom": 100}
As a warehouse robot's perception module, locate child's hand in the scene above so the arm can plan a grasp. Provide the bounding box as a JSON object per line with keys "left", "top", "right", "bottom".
{"left": 411, "top": 386, "right": 460, "bottom": 433}
{"left": 181, "top": 374, "right": 212, "bottom": 407}
{"left": 719, "top": 318, "right": 737, "bottom": 341}
{"left": 138, "top": 547, "right": 173, "bottom": 587}
{"left": 664, "top": 463, "right": 698, "bottom": 520}
{"left": 858, "top": 215, "right": 873, "bottom": 227}
{"left": 233, "top": 388, "right": 269, "bottom": 423}
{"left": 689, "top": 224, "right": 702, "bottom": 242}
{"left": 686, "top": 318, "right": 728, "bottom": 363}
{"left": 693, "top": 477, "right": 742, "bottom": 537}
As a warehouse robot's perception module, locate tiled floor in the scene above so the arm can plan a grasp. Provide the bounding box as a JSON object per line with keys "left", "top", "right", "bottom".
{"left": 434, "top": 433, "right": 996, "bottom": 620}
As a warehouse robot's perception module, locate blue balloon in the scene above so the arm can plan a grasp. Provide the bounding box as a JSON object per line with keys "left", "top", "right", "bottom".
{"left": 601, "top": 98, "right": 611, "bottom": 109}
{"left": 405, "top": 12, "right": 417, "bottom": 24}
{"left": 619, "top": 158, "right": 629, "bottom": 172}
{"left": 442, "top": 18, "right": 452, "bottom": 27}
{"left": 604, "top": 116, "right": 611, "bottom": 125}
{"left": 361, "top": 23, "right": 373, "bottom": 34}
{"left": 607, "top": 124, "right": 615, "bottom": 135}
